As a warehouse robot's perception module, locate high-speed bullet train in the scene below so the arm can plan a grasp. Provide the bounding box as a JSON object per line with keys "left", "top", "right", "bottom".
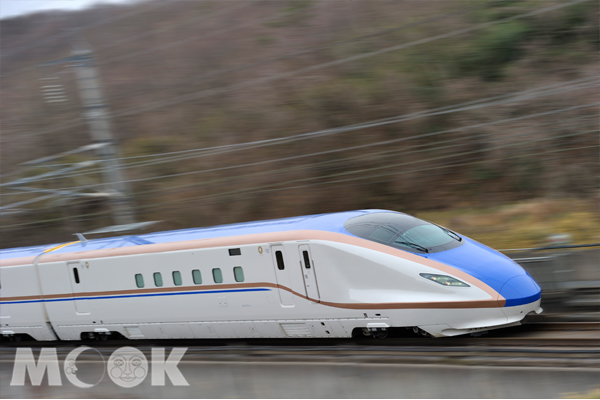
{"left": 0, "top": 210, "right": 542, "bottom": 341}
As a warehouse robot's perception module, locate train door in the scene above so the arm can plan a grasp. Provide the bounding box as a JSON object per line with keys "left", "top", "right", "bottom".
{"left": 270, "top": 245, "right": 294, "bottom": 306}
{"left": 67, "top": 261, "right": 90, "bottom": 314}
{"left": 298, "top": 244, "right": 320, "bottom": 302}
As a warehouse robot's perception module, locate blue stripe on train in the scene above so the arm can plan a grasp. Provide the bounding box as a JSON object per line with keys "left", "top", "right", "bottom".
{"left": 0, "top": 288, "right": 271, "bottom": 305}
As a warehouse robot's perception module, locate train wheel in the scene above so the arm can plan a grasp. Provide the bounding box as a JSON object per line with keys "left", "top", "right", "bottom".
{"left": 371, "top": 329, "right": 388, "bottom": 339}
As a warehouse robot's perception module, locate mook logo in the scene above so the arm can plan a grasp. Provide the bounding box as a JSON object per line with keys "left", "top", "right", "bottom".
{"left": 10, "top": 346, "right": 189, "bottom": 388}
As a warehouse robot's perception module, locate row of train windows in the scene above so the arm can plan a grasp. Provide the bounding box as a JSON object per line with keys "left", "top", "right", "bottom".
{"left": 134, "top": 267, "right": 244, "bottom": 288}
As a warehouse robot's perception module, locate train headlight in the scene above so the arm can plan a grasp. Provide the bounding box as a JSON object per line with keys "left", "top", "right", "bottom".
{"left": 419, "top": 273, "right": 470, "bottom": 287}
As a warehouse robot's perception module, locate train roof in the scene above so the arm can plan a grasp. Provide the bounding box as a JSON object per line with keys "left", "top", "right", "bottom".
{"left": 0, "top": 209, "right": 393, "bottom": 260}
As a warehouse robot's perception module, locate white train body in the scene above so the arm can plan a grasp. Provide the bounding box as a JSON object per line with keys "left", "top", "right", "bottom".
{"left": 0, "top": 210, "right": 542, "bottom": 340}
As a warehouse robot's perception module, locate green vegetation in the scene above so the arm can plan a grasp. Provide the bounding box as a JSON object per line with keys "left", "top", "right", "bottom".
{"left": 458, "top": 21, "right": 531, "bottom": 80}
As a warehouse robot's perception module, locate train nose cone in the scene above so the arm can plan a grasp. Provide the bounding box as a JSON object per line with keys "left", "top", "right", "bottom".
{"left": 499, "top": 274, "right": 541, "bottom": 307}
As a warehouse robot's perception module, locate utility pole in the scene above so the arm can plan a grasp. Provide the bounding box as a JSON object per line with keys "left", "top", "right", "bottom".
{"left": 69, "top": 48, "right": 135, "bottom": 225}
{"left": 2, "top": 35, "right": 149, "bottom": 233}
{"left": 35, "top": 39, "right": 136, "bottom": 226}
{"left": 49, "top": 36, "right": 136, "bottom": 226}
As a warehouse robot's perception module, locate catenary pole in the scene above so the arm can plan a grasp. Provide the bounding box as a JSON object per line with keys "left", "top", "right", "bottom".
{"left": 68, "top": 43, "right": 136, "bottom": 225}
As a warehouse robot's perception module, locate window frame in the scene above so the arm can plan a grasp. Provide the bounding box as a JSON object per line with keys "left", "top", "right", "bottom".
{"left": 233, "top": 266, "right": 244, "bottom": 282}
{"left": 172, "top": 270, "right": 182, "bottom": 286}
{"left": 153, "top": 272, "right": 163, "bottom": 287}
{"left": 135, "top": 274, "right": 144, "bottom": 288}
{"left": 192, "top": 269, "right": 202, "bottom": 285}
{"left": 212, "top": 268, "right": 223, "bottom": 284}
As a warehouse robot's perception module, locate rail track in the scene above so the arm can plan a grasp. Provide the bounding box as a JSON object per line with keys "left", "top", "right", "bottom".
{"left": 2, "top": 344, "right": 598, "bottom": 369}
{"left": 152, "top": 345, "right": 600, "bottom": 369}
{"left": 521, "top": 321, "right": 599, "bottom": 331}
{"left": 1, "top": 321, "right": 598, "bottom": 347}
{"left": 1, "top": 322, "right": 598, "bottom": 369}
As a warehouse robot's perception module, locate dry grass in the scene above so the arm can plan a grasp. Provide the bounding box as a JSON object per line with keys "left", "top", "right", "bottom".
{"left": 562, "top": 388, "right": 600, "bottom": 399}
{"left": 416, "top": 198, "right": 600, "bottom": 250}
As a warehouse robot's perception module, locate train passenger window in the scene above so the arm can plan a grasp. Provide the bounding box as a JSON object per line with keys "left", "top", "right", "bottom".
{"left": 233, "top": 267, "right": 244, "bottom": 282}
{"left": 275, "top": 251, "right": 285, "bottom": 270}
{"left": 73, "top": 268, "right": 80, "bottom": 284}
{"left": 154, "top": 272, "right": 163, "bottom": 287}
{"left": 135, "top": 274, "right": 144, "bottom": 288}
{"left": 172, "top": 271, "right": 182, "bottom": 286}
{"left": 212, "top": 268, "right": 223, "bottom": 283}
{"left": 192, "top": 269, "right": 202, "bottom": 284}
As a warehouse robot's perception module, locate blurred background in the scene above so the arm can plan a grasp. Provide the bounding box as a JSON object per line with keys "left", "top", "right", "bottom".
{"left": 1, "top": 2, "right": 599, "bottom": 398}
{"left": 1, "top": 0, "right": 598, "bottom": 249}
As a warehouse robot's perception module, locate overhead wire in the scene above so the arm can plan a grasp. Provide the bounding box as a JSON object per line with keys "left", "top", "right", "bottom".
{"left": 3, "top": 75, "right": 596, "bottom": 185}
{"left": 1, "top": 117, "right": 584, "bottom": 198}
{"left": 8, "top": 103, "right": 595, "bottom": 214}
{"left": 103, "top": 78, "right": 600, "bottom": 167}
{"left": 3, "top": 146, "right": 597, "bottom": 234}
{"left": 3, "top": 114, "right": 594, "bottom": 215}
{"left": 124, "top": 127, "right": 598, "bottom": 200}
{"left": 7, "top": 92, "right": 600, "bottom": 189}
{"left": 2, "top": 134, "right": 596, "bottom": 230}
{"left": 130, "top": 144, "right": 600, "bottom": 212}
{"left": 5, "top": 102, "right": 600, "bottom": 198}
{"left": 100, "top": 76, "right": 600, "bottom": 167}
{"left": 26, "top": 113, "right": 598, "bottom": 172}
{"left": 140, "top": 154, "right": 598, "bottom": 220}
{"left": 7, "top": 103, "right": 596, "bottom": 195}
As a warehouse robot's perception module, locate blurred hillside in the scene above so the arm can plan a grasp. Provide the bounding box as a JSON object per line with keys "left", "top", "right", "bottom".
{"left": 1, "top": 0, "right": 598, "bottom": 248}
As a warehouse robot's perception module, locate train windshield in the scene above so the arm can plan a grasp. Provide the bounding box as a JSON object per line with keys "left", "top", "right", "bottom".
{"left": 344, "top": 212, "right": 463, "bottom": 254}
